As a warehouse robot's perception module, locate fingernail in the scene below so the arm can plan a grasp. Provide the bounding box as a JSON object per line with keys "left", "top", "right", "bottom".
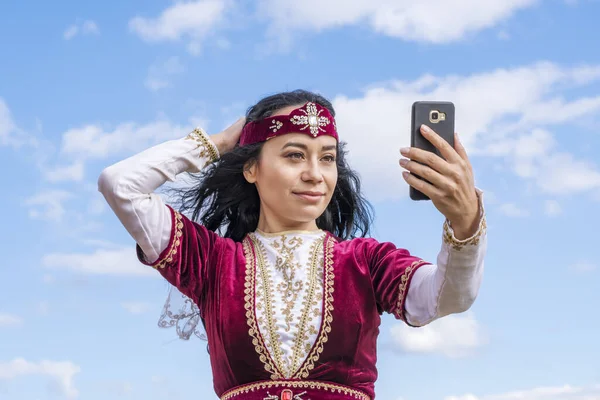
{"left": 421, "top": 124, "right": 431, "bottom": 133}
{"left": 400, "top": 147, "right": 409, "bottom": 156}
{"left": 399, "top": 158, "right": 407, "bottom": 166}
{"left": 402, "top": 171, "right": 409, "bottom": 179}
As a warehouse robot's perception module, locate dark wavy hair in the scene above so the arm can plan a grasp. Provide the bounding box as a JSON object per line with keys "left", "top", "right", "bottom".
{"left": 171, "top": 90, "right": 373, "bottom": 241}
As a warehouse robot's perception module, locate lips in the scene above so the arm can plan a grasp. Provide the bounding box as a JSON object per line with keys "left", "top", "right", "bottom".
{"left": 293, "top": 191, "right": 325, "bottom": 202}
{"left": 294, "top": 191, "right": 324, "bottom": 196}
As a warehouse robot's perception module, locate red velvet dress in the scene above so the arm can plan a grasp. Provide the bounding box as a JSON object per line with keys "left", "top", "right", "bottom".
{"left": 138, "top": 205, "right": 429, "bottom": 400}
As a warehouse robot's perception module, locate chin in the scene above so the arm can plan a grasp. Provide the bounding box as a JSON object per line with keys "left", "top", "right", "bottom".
{"left": 293, "top": 208, "right": 327, "bottom": 223}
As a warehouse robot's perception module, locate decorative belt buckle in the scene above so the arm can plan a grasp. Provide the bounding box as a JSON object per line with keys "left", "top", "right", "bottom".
{"left": 263, "top": 389, "right": 308, "bottom": 400}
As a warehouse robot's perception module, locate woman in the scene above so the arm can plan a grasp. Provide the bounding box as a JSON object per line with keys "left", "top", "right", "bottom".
{"left": 98, "top": 90, "right": 486, "bottom": 400}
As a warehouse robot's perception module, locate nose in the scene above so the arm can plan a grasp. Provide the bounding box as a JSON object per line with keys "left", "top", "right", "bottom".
{"left": 301, "top": 159, "right": 323, "bottom": 183}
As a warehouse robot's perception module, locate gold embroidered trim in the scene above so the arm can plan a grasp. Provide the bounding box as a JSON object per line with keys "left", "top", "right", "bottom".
{"left": 443, "top": 214, "right": 487, "bottom": 251}
{"left": 220, "top": 380, "right": 370, "bottom": 400}
{"left": 152, "top": 211, "right": 183, "bottom": 270}
{"left": 243, "top": 237, "right": 282, "bottom": 379}
{"left": 253, "top": 235, "right": 287, "bottom": 377}
{"left": 394, "top": 259, "right": 429, "bottom": 321}
{"left": 294, "top": 235, "right": 335, "bottom": 379}
{"left": 185, "top": 127, "right": 219, "bottom": 164}
{"left": 443, "top": 190, "right": 487, "bottom": 251}
{"left": 250, "top": 233, "right": 325, "bottom": 378}
{"left": 289, "top": 236, "right": 323, "bottom": 376}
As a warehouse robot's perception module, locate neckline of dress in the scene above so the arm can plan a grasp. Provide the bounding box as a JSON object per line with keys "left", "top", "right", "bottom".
{"left": 254, "top": 228, "right": 324, "bottom": 238}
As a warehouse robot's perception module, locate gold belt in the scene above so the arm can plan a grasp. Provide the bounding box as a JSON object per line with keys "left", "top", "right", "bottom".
{"left": 220, "top": 380, "right": 371, "bottom": 400}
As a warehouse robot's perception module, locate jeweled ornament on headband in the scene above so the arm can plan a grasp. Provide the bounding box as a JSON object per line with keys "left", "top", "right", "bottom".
{"left": 239, "top": 102, "right": 339, "bottom": 146}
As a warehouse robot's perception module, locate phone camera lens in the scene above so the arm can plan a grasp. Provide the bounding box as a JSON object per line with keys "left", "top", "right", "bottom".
{"left": 431, "top": 112, "right": 439, "bottom": 120}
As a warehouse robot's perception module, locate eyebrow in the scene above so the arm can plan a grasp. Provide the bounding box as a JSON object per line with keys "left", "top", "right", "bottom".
{"left": 281, "top": 142, "right": 337, "bottom": 151}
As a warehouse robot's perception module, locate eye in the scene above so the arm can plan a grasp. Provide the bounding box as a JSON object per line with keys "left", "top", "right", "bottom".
{"left": 286, "top": 152, "right": 305, "bottom": 160}
{"left": 322, "top": 155, "right": 336, "bottom": 163}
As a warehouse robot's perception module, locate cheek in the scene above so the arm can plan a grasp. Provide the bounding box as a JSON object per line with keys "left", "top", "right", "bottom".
{"left": 257, "top": 163, "right": 295, "bottom": 194}
{"left": 325, "top": 169, "right": 338, "bottom": 192}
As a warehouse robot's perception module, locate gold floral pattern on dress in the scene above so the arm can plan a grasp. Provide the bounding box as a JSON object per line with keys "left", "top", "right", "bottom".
{"left": 288, "top": 237, "right": 323, "bottom": 375}
{"left": 219, "top": 379, "right": 370, "bottom": 400}
{"left": 243, "top": 237, "right": 282, "bottom": 379}
{"left": 185, "top": 127, "right": 219, "bottom": 165}
{"left": 271, "top": 236, "right": 304, "bottom": 332}
{"left": 152, "top": 210, "right": 183, "bottom": 270}
{"left": 294, "top": 235, "right": 335, "bottom": 379}
{"left": 393, "top": 259, "right": 430, "bottom": 322}
{"left": 251, "top": 233, "right": 325, "bottom": 379}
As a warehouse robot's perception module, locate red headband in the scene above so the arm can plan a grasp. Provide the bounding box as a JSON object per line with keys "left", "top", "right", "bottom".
{"left": 239, "top": 102, "right": 338, "bottom": 146}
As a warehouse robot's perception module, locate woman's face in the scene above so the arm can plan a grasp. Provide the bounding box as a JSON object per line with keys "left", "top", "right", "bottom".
{"left": 243, "top": 106, "right": 338, "bottom": 231}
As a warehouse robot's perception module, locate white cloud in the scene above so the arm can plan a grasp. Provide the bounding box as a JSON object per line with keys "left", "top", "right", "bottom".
{"left": 44, "top": 161, "right": 85, "bottom": 182}
{"left": 390, "top": 313, "right": 486, "bottom": 358}
{"left": 129, "top": 0, "right": 229, "bottom": 55}
{"left": 0, "top": 97, "right": 35, "bottom": 147}
{"left": 42, "top": 247, "right": 158, "bottom": 277}
{"left": 121, "top": 302, "right": 151, "bottom": 314}
{"left": 570, "top": 261, "right": 597, "bottom": 273}
{"left": 544, "top": 200, "right": 562, "bottom": 216}
{"left": 0, "top": 313, "right": 22, "bottom": 327}
{"left": 60, "top": 118, "right": 204, "bottom": 162}
{"left": 445, "top": 383, "right": 600, "bottom": 400}
{"left": 332, "top": 62, "right": 600, "bottom": 201}
{"left": 0, "top": 98, "right": 17, "bottom": 144}
{"left": 25, "top": 190, "right": 73, "bottom": 222}
{"left": 145, "top": 56, "right": 185, "bottom": 91}
{"left": 0, "top": 358, "right": 80, "bottom": 399}
{"left": 259, "top": 0, "right": 540, "bottom": 47}
{"left": 499, "top": 203, "right": 530, "bottom": 218}
{"left": 64, "top": 19, "right": 99, "bottom": 40}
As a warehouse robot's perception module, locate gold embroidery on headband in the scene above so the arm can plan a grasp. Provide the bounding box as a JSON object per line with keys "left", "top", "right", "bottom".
{"left": 269, "top": 120, "right": 283, "bottom": 132}
{"left": 290, "top": 102, "right": 331, "bottom": 137}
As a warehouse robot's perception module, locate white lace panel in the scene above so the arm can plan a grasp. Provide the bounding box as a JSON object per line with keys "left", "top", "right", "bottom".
{"left": 252, "top": 230, "right": 325, "bottom": 378}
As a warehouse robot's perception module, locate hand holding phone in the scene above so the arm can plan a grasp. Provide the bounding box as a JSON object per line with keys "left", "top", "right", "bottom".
{"left": 400, "top": 101, "right": 480, "bottom": 237}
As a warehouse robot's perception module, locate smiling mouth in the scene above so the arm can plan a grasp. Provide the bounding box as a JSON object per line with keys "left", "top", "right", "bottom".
{"left": 293, "top": 192, "right": 325, "bottom": 202}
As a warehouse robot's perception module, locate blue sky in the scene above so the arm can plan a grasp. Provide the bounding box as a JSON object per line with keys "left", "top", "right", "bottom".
{"left": 1, "top": 1, "right": 599, "bottom": 399}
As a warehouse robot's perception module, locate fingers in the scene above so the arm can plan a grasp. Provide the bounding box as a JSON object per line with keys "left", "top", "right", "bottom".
{"left": 420, "top": 124, "right": 460, "bottom": 163}
{"left": 402, "top": 171, "right": 443, "bottom": 199}
{"left": 399, "top": 158, "right": 449, "bottom": 190}
{"left": 400, "top": 146, "right": 453, "bottom": 176}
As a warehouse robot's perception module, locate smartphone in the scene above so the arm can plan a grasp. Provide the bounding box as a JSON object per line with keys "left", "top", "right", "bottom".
{"left": 410, "top": 101, "right": 455, "bottom": 201}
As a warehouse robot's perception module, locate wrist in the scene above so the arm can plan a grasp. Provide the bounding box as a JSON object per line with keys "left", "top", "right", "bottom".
{"left": 211, "top": 132, "right": 235, "bottom": 155}
{"left": 450, "top": 209, "right": 480, "bottom": 240}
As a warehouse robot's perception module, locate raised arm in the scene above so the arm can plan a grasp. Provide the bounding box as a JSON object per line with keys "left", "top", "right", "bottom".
{"left": 404, "top": 190, "right": 487, "bottom": 326}
{"left": 97, "top": 118, "right": 244, "bottom": 263}
{"left": 97, "top": 129, "right": 219, "bottom": 262}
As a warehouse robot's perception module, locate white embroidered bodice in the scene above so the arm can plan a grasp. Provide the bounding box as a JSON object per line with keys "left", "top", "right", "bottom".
{"left": 250, "top": 230, "right": 325, "bottom": 378}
